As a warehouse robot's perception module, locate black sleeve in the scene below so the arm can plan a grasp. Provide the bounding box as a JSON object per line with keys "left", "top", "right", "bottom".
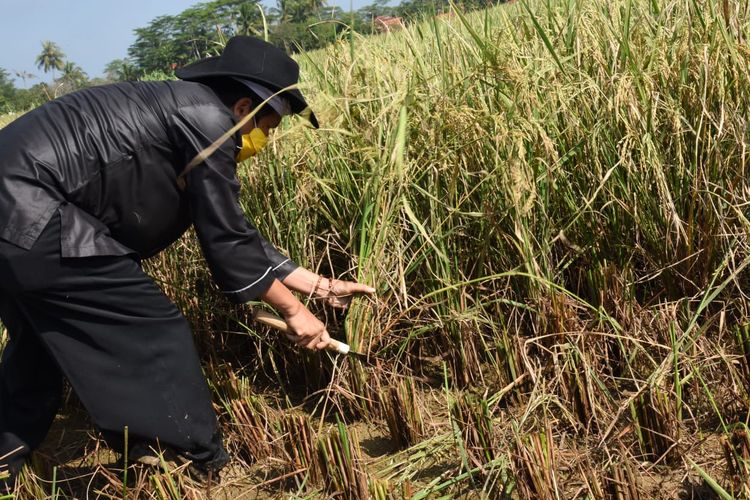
{"left": 259, "top": 235, "right": 299, "bottom": 281}
{"left": 169, "top": 103, "right": 276, "bottom": 303}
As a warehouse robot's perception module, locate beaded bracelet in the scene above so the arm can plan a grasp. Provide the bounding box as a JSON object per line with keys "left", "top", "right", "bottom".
{"left": 311, "top": 275, "right": 324, "bottom": 299}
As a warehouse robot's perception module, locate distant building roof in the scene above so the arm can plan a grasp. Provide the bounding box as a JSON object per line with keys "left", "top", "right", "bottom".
{"left": 374, "top": 16, "right": 404, "bottom": 33}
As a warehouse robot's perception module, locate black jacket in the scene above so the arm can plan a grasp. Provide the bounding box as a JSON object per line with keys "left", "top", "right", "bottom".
{"left": 0, "top": 80, "right": 298, "bottom": 302}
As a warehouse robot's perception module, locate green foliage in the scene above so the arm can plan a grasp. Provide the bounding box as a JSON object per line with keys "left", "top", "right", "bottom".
{"left": 28, "top": 41, "right": 93, "bottom": 98}
{"left": 395, "top": 0, "right": 443, "bottom": 19}
{"left": 271, "top": 0, "right": 323, "bottom": 24}
{"left": 397, "top": 0, "right": 510, "bottom": 21}
{"left": 57, "top": 62, "right": 88, "bottom": 92}
{"left": 138, "top": 69, "right": 176, "bottom": 82}
{"left": 128, "top": 0, "right": 265, "bottom": 73}
{"left": 104, "top": 58, "right": 140, "bottom": 82}
{"left": 126, "top": 0, "right": 351, "bottom": 72}
{"left": 128, "top": 0, "right": 489, "bottom": 74}
{"left": 10, "top": 85, "right": 48, "bottom": 111}
{"left": 269, "top": 18, "right": 346, "bottom": 52}
{"left": 0, "top": 68, "right": 48, "bottom": 113}
{"left": 358, "top": 0, "right": 396, "bottom": 20}
{"left": 0, "top": 68, "right": 16, "bottom": 114}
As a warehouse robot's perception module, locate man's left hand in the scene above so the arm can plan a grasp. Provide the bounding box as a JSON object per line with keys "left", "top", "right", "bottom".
{"left": 316, "top": 278, "right": 375, "bottom": 309}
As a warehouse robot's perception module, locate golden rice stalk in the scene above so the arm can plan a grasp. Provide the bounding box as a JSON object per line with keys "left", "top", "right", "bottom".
{"left": 580, "top": 467, "right": 607, "bottom": 499}
{"left": 446, "top": 321, "right": 483, "bottom": 389}
{"left": 512, "top": 423, "right": 558, "bottom": 499}
{"left": 381, "top": 378, "right": 424, "bottom": 449}
{"left": 560, "top": 345, "right": 596, "bottom": 430}
{"left": 735, "top": 324, "right": 750, "bottom": 383}
{"left": 630, "top": 387, "right": 679, "bottom": 464}
{"left": 605, "top": 450, "right": 642, "bottom": 500}
{"left": 721, "top": 426, "right": 750, "bottom": 497}
{"left": 369, "top": 476, "right": 409, "bottom": 500}
{"left": 369, "top": 477, "right": 390, "bottom": 500}
{"left": 317, "top": 419, "right": 369, "bottom": 499}
{"left": 229, "top": 396, "right": 277, "bottom": 463}
{"left": 340, "top": 295, "right": 392, "bottom": 419}
{"left": 370, "top": 478, "right": 413, "bottom": 500}
{"left": 278, "top": 413, "right": 321, "bottom": 485}
{"left": 450, "top": 392, "right": 497, "bottom": 477}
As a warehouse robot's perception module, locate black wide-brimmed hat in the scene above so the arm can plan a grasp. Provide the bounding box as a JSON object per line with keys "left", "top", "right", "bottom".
{"left": 176, "top": 36, "right": 318, "bottom": 128}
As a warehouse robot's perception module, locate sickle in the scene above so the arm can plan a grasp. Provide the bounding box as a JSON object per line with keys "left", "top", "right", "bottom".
{"left": 253, "top": 309, "right": 374, "bottom": 362}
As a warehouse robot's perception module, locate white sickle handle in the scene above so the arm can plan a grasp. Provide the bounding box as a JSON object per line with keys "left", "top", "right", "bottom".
{"left": 253, "top": 309, "right": 351, "bottom": 355}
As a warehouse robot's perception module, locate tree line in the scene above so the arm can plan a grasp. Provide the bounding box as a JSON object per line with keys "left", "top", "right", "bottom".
{"left": 1, "top": 0, "right": 509, "bottom": 113}
{"left": 0, "top": 40, "right": 96, "bottom": 113}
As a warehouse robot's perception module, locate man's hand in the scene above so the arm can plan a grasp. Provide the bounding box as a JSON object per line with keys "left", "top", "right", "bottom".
{"left": 259, "top": 278, "right": 331, "bottom": 351}
{"left": 315, "top": 278, "right": 376, "bottom": 309}
{"left": 283, "top": 304, "right": 331, "bottom": 350}
{"left": 281, "top": 268, "right": 376, "bottom": 310}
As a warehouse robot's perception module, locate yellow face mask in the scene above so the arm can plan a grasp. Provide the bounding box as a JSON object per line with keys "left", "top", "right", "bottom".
{"left": 236, "top": 127, "right": 268, "bottom": 162}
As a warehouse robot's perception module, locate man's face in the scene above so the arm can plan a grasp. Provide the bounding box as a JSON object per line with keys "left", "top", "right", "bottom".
{"left": 251, "top": 111, "right": 282, "bottom": 136}
{"left": 234, "top": 97, "right": 282, "bottom": 135}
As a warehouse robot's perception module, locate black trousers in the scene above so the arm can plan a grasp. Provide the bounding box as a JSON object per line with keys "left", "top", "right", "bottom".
{"left": 0, "top": 212, "right": 228, "bottom": 478}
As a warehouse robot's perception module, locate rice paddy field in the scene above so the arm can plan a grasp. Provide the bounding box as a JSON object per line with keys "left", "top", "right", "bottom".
{"left": 3, "top": 0, "right": 750, "bottom": 497}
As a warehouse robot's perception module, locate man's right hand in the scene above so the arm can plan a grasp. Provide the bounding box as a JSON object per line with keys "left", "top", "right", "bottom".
{"left": 283, "top": 304, "right": 331, "bottom": 351}
{"left": 259, "top": 278, "right": 331, "bottom": 351}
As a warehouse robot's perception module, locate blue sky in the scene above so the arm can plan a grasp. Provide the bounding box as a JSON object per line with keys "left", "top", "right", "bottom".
{"left": 0, "top": 0, "right": 368, "bottom": 86}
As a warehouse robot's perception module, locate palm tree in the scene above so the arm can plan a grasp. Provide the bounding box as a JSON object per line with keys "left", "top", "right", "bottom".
{"left": 35, "top": 41, "right": 65, "bottom": 80}
{"left": 272, "top": 0, "right": 315, "bottom": 24}
{"left": 236, "top": 2, "right": 262, "bottom": 36}
{"left": 60, "top": 62, "right": 88, "bottom": 90}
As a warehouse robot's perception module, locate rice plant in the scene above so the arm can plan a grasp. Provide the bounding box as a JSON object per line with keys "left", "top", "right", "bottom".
{"left": 606, "top": 450, "right": 642, "bottom": 500}
{"left": 449, "top": 392, "right": 497, "bottom": 476}
{"left": 317, "top": 418, "right": 369, "bottom": 498}
{"left": 722, "top": 425, "right": 750, "bottom": 497}
{"left": 277, "top": 413, "right": 321, "bottom": 486}
{"left": 512, "top": 424, "right": 559, "bottom": 499}
{"left": 630, "top": 386, "right": 680, "bottom": 463}
{"left": 380, "top": 377, "right": 424, "bottom": 449}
